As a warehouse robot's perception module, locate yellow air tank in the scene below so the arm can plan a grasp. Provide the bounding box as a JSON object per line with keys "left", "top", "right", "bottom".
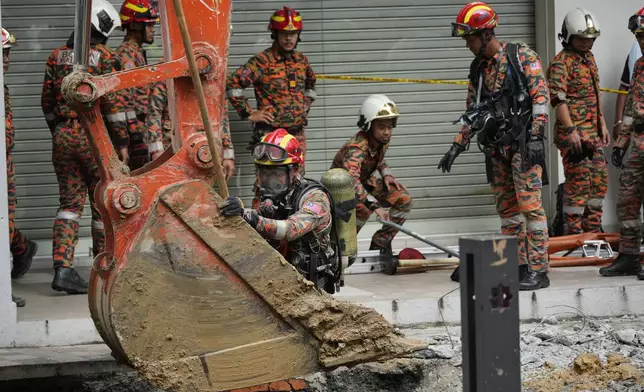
{"left": 321, "top": 168, "right": 358, "bottom": 269}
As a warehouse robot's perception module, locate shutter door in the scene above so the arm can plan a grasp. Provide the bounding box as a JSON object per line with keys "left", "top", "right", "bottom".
{"left": 1, "top": 1, "right": 161, "bottom": 250}
{"left": 1, "top": 0, "right": 535, "bottom": 249}
{"left": 227, "top": 0, "right": 536, "bottom": 234}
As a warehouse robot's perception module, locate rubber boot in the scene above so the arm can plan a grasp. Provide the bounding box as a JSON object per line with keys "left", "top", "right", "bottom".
{"left": 12, "top": 295, "right": 25, "bottom": 307}
{"left": 11, "top": 239, "right": 38, "bottom": 279}
{"left": 51, "top": 267, "right": 88, "bottom": 294}
{"left": 599, "top": 253, "right": 641, "bottom": 277}
{"left": 519, "top": 270, "right": 550, "bottom": 291}
{"left": 370, "top": 240, "right": 395, "bottom": 275}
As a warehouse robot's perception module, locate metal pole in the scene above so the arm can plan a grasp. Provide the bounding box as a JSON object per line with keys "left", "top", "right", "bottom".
{"left": 376, "top": 217, "right": 460, "bottom": 258}
{"left": 73, "top": 0, "right": 92, "bottom": 72}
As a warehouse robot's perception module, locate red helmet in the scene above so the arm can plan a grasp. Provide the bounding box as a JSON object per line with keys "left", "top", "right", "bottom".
{"left": 629, "top": 7, "right": 644, "bottom": 33}
{"left": 452, "top": 2, "right": 499, "bottom": 37}
{"left": 268, "top": 6, "right": 303, "bottom": 32}
{"left": 120, "top": 0, "right": 159, "bottom": 25}
{"left": 2, "top": 28, "right": 16, "bottom": 49}
{"left": 253, "top": 129, "right": 303, "bottom": 167}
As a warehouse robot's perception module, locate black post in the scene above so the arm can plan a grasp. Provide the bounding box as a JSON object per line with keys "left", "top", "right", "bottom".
{"left": 460, "top": 235, "right": 520, "bottom": 392}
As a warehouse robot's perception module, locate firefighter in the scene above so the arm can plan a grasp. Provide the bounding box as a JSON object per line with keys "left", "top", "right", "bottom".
{"left": 330, "top": 94, "right": 411, "bottom": 261}
{"left": 547, "top": 8, "right": 610, "bottom": 235}
{"left": 3, "top": 29, "right": 38, "bottom": 307}
{"left": 439, "top": 2, "right": 550, "bottom": 290}
{"left": 226, "top": 6, "right": 316, "bottom": 206}
{"left": 219, "top": 129, "right": 340, "bottom": 293}
{"left": 117, "top": 0, "right": 235, "bottom": 178}
{"left": 41, "top": 0, "right": 129, "bottom": 294}
{"left": 599, "top": 11, "right": 644, "bottom": 278}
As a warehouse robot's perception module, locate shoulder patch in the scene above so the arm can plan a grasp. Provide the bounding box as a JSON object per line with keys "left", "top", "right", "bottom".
{"left": 302, "top": 200, "right": 323, "bottom": 216}
{"left": 530, "top": 62, "right": 541, "bottom": 71}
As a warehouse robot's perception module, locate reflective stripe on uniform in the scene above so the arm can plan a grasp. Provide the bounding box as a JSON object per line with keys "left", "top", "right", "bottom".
{"left": 380, "top": 168, "right": 393, "bottom": 178}
{"left": 620, "top": 219, "right": 641, "bottom": 229}
{"left": 624, "top": 116, "right": 634, "bottom": 126}
{"left": 148, "top": 141, "right": 164, "bottom": 153}
{"left": 105, "top": 112, "right": 127, "bottom": 123}
{"left": 563, "top": 206, "right": 585, "bottom": 215}
{"left": 92, "top": 220, "right": 105, "bottom": 230}
{"left": 527, "top": 219, "right": 548, "bottom": 231}
{"left": 304, "top": 89, "right": 317, "bottom": 99}
{"left": 532, "top": 104, "right": 548, "bottom": 115}
{"left": 274, "top": 221, "right": 288, "bottom": 240}
{"left": 56, "top": 211, "right": 80, "bottom": 221}
{"left": 227, "top": 89, "right": 244, "bottom": 98}
{"left": 223, "top": 148, "right": 235, "bottom": 160}
{"left": 501, "top": 214, "right": 525, "bottom": 227}
{"left": 587, "top": 198, "right": 604, "bottom": 207}
{"left": 390, "top": 209, "right": 408, "bottom": 219}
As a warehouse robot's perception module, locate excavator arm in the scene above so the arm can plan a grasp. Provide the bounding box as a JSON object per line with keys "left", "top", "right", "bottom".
{"left": 61, "top": 1, "right": 423, "bottom": 391}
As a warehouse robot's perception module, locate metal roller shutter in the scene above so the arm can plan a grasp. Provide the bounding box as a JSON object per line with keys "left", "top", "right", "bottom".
{"left": 227, "top": 0, "right": 536, "bottom": 236}
{"left": 1, "top": 0, "right": 535, "bottom": 254}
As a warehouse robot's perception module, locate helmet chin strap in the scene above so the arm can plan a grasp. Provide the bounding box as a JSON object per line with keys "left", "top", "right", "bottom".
{"left": 476, "top": 31, "right": 492, "bottom": 58}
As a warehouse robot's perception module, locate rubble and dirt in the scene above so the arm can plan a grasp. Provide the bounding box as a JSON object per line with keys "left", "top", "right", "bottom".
{"left": 5, "top": 316, "right": 644, "bottom": 392}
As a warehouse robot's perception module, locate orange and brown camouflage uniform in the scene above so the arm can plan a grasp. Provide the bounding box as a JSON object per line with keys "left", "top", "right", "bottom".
{"left": 331, "top": 130, "right": 412, "bottom": 250}
{"left": 41, "top": 43, "right": 129, "bottom": 268}
{"left": 453, "top": 42, "right": 550, "bottom": 272}
{"left": 146, "top": 81, "right": 172, "bottom": 149}
{"left": 547, "top": 49, "right": 607, "bottom": 235}
{"left": 227, "top": 43, "right": 316, "bottom": 206}
{"left": 5, "top": 84, "right": 28, "bottom": 257}
{"left": 114, "top": 38, "right": 160, "bottom": 170}
{"left": 615, "top": 56, "right": 644, "bottom": 255}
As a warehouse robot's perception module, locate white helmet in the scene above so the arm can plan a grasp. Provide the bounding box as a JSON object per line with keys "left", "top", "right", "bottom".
{"left": 2, "top": 28, "right": 16, "bottom": 49}
{"left": 92, "top": 0, "right": 121, "bottom": 38}
{"left": 559, "top": 8, "right": 600, "bottom": 44}
{"left": 357, "top": 94, "right": 400, "bottom": 131}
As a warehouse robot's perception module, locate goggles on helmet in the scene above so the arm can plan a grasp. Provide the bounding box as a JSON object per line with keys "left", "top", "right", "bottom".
{"left": 629, "top": 15, "right": 644, "bottom": 32}
{"left": 253, "top": 142, "right": 289, "bottom": 163}
{"left": 452, "top": 23, "right": 474, "bottom": 37}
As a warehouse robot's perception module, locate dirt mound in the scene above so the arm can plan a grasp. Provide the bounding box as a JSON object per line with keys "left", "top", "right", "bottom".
{"left": 525, "top": 354, "right": 642, "bottom": 392}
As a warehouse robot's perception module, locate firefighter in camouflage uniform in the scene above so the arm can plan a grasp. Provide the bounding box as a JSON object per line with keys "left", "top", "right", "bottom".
{"left": 226, "top": 6, "right": 316, "bottom": 207}
{"left": 599, "top": 10, "right": 644, "bottom": 279}
{"left": 439, "top": 2, "right": 550, "bottom": 290}
{"left": 219, "top": 129, "right": 339, "bottom": 293}
{"left": 547, "top": 8, "right": 610, "bottom": 235}
{"left": 41, "top": 0, "right": 129, "bottom": 294}
{"left": 3, "top": 29, "right": 38, "bottom": 307}
{"left": 330, "top": 94, "right": 411, "bottom": 260}
{"left": 117, "top": 0, "right": 235, "bottom": 178}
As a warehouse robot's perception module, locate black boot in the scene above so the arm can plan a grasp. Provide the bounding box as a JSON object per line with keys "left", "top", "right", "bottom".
{"left": 11, "top": 240, "right": 38, "bottom": 279}
{"left": 599, "top": 254, "right": 641, "bottom": 277}
{"left": 519, "top": 264, "right": 529, "bottom": 282}
{"left": 52, "top": 267, "right": 88, "bottom": 294}
{"left": 638, "top": 269, "right": 644, "bottom": 281}
{"left": 520, "top": 270, "right": 550, "bottom": 291}
{"left": 371, "top": 241, "right": 396, "bottom": 275}
{"left": 12, "top": 295, "right": 25, "bottom": 307}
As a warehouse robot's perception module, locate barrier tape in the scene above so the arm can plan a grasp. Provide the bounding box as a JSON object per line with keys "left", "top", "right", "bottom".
{"left": 317, "top": 74, "right": 628, "bottom": 95}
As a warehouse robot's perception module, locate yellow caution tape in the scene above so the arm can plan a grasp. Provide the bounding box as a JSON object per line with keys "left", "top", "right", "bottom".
{"left": 317, "top": 74, "right": 627, "bottom": 95}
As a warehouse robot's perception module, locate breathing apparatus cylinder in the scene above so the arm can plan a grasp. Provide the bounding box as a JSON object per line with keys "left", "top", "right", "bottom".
{"left": 321, "top": 168, "right": 357, "bottom": 270}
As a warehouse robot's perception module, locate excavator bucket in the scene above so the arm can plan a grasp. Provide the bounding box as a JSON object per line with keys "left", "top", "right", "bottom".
{"left": 62, "top": 1, "right": 424, "bottom": 391}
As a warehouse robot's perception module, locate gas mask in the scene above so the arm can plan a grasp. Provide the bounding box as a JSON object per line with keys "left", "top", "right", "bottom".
{"left": 257, "top": 165, "right": 292, "bottom": 217}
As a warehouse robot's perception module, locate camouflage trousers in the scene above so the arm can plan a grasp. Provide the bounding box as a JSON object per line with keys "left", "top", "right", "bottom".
{"left": 252, "top": 129, "right": 307, "bottom": 209}
{"left": 128, "top": 128, "right": 149, "bottom": 171}
{"left": 355, "top": 177, "right": 412, "bottom": 250}
{"left": 617, "top": 133, "right": 644, "bottom": 255}
{"left": 52, "top": 121, "right": 105, "bottom": 268}
{"left": 6, "top": 152, "right": 28, "bottom": 256}
{"left": 561, "top": 147, "right": 608, "bottom": 234}
{"left": 491, "top": 152, "right": 549, "bottom": 272}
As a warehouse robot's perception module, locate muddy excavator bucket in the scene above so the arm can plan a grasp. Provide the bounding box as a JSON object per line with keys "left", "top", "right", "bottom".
{"left": 62, "top": 1, "right": 424, "bottom": 391}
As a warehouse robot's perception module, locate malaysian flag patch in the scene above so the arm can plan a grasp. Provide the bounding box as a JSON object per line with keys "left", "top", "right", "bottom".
{"left": 302, "top": 201, "right": 322, "bottom": 215}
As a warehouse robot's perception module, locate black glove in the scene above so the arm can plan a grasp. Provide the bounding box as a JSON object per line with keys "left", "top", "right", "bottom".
{"left": 219, "top": 196, "right": 244, "bottom": 216}
{"left": 566, "top": 141, "right": 595, "bottom": 164}
{"left": 612, "top": 147, "right": 626, "bottom": 168}
{"left": 525, "top": 139, "right": 545, "bottom": 167}
{"left": 437, "top": 143, "right": 465, "bottom": 173}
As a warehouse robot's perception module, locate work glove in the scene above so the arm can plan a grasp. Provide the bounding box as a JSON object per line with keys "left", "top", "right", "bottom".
{"left": 437, "top": 143, "right": 465, "bottom": 173}
{"left": 525, "top": 139, "right": 545, "bottom": 167}
{"left": 566, "top": 141, "right": 594, "bottom": 165}
{"left": 219, "top": 196, "right": 259, "bottom": 228}
{"left": 612, "top": 147, "right": 626, "bottom": 168}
